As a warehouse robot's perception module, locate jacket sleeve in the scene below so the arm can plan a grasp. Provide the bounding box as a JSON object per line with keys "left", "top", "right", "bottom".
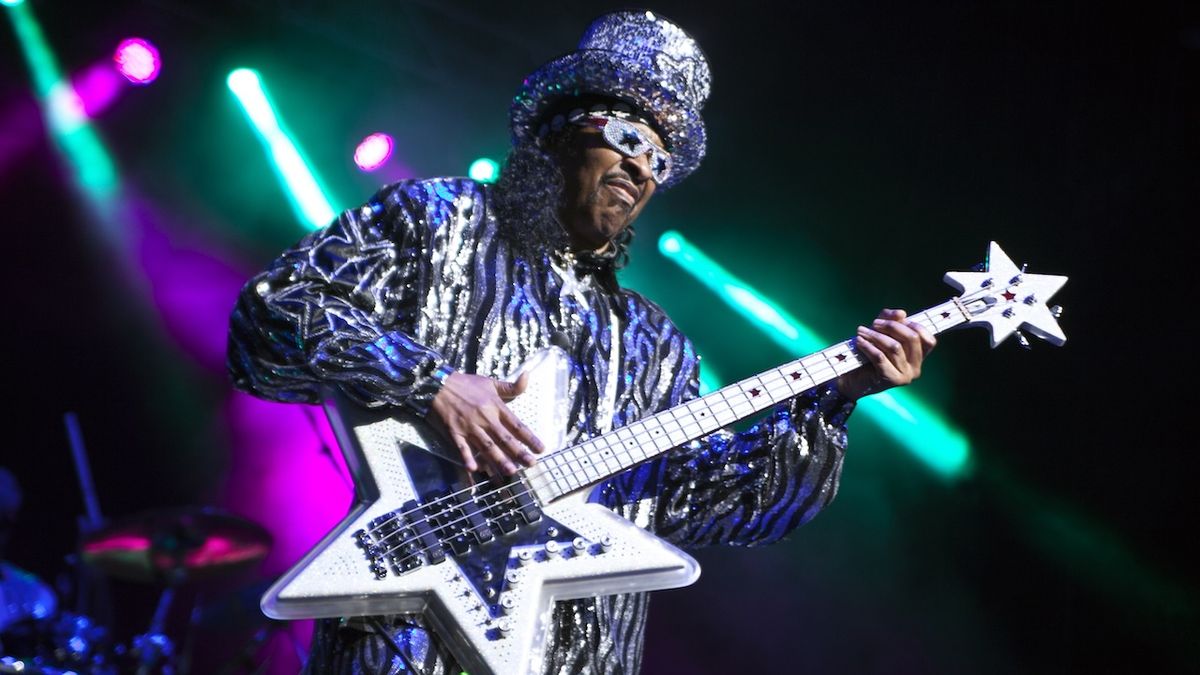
{"left": 652, "top": 377, "right": 853, "bottom": 548}
{"left": 616, "top": 339, "right": 854, "bottom": 548}
{"left": 226, "top": 181, "right": 453, "bottom": 416}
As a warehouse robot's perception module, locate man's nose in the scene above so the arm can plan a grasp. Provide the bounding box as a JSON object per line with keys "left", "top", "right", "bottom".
{"left": 622, "top": 152, "right": 655, "bottom": 184}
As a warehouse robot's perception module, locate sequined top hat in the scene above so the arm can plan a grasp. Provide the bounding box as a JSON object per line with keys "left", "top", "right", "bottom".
{"left": 510, "top": 10, "right": 710, "bottom": 189}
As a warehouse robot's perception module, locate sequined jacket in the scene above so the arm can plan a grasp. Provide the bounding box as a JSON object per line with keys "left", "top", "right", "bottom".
{"left": 227, "top": 178, "right": 854, "bottom": 675}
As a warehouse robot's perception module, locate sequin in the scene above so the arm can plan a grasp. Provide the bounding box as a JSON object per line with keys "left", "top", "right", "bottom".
{"left": 227, "top": 178, "right": 854, "bottom": 674}
{"left": 509, "top": 11, "right": 710, "bottom": 190}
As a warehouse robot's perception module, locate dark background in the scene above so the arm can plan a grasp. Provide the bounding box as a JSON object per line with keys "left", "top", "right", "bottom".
{"left": 3, "top": 1, "right": 1196, "bottom": 673}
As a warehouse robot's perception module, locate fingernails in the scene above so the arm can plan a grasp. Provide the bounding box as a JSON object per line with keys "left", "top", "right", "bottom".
{"left": 522, "top": 453, "right": 537, "bottom": 466}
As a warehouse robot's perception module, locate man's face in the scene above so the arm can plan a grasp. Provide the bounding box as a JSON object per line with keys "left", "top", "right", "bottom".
{"left": 554, "top": 120, "right": 662, "bottom": 251}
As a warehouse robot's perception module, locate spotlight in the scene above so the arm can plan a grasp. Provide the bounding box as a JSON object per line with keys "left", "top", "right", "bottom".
{"left": 353, "top": 133, "right": 393, "bottom": 172}
{"left": 468, "top": 158, "right": 499, "bottom": 183}
{"left": 113, "top": 38, "right": 160, "bottom": 85}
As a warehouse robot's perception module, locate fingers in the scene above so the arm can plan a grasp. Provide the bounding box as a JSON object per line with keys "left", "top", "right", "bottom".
{"left": 909, "top": 320, "right": 938, "bottom": 356}
{"left": 450, "top": 433, "right": 477, "bottom": 473}
{"left": 428, "top": 372, "right": 542, "bottom": 477}
{"left": 855, "top": 308, "right": 936, "bottom": 387}
{"left": 500, "top": 406, "right": 545, "bottom": 456}
{"left": 495, "top": 372, "right": 529, "bottom": 401}
{"left": 855, "top": 325, "right": 902, "bottom": 381}
{"left": 469, "top": 423, "right": 519, "bottom": 476}
{"left": 853, "top": 327, "right": 894, "bottom": 379}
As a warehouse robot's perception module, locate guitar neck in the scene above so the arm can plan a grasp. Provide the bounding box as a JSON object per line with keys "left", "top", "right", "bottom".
{"left": 523, "top": 298, "right": 969, "bottom": 503}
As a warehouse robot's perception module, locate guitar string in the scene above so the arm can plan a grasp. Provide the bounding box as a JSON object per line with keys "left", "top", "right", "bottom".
{"left": 362, "top": 300, "right": 968, "bottom": 563}
{"left": 365, "top": 363, "right": 844, "bottom": 560}
{"left": 362, "top": 334, "right": 888, "bottom": 545}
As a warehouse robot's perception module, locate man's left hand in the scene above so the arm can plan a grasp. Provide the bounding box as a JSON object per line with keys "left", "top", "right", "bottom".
{"left": 836, "top": 308, "right": 937, "bottom": 402}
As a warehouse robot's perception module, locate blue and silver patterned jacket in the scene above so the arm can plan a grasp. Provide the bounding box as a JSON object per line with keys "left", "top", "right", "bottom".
{"left": 227, "top": 177, "right": 853, "bottom": 675}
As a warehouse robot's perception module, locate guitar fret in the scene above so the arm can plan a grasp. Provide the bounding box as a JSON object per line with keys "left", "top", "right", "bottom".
{"left": 534, "top": 293, "right": 980, "bottom": 501}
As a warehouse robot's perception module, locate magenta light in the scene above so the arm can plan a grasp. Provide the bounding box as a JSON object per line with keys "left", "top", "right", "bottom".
{"left": 73, "top": 62, "right": 122, "bottom": 117}
{"left": 113, "top": 38, "right": 160, "bottom": 85}
{"left": 353, "top": 132, "right": 393, "bottom": 171}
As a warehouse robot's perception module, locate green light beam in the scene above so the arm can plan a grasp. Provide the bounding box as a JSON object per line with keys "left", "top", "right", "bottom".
{"left": 696, "top": 354, "right": 723, "bottom": 395}
{"left": 227, "top": 68, "right": 336, "bottom": 229}
{"left": 6, "top": 0, "right": 118, "bottom": 204}
{"left": 659, "top": 230, "right": 970, "bottom": 479}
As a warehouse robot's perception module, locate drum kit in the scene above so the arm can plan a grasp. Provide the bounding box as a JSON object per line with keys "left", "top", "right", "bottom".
{"left": 0, "top": 415, "right": 277, "bottom": 674}
{"left": 0, "top": 508, "right": 274, "bottom": 675}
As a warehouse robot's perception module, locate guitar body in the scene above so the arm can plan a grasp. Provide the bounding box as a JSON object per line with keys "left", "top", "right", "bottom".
{"left": 260, "top": 347, "right": 701, "bottom": 675}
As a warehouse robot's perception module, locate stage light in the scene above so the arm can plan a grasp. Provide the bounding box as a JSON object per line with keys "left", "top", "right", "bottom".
{"left": 5, "top": 0, "right": 117, "bottom": 199}
{"left": 468, "top": 157, "right": 499, "bottom": 183}
{"left": 113, "top": 37, "right": 160, "bottom": 85}
{"left": 1, "top": 0, "right": 25, "bottom": 7}
{"left": 74, "top": 62, "right": 122, "bottom": 117}
{"left": 354, "top": 132, "right": 393, "bottom": 172}
{"left": 227, "top": 68, "right": 336, "bottom": 229}
{"left": 658, "top": 230, "right": 970, "bottom": 479}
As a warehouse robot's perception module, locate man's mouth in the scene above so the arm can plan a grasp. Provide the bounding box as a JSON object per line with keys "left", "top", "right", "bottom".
{"left": 605, "top": 178, "right": 639, "bottom": 206}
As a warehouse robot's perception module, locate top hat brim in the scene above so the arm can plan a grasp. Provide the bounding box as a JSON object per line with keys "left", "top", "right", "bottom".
{"left": 510, "top": 49, "right": 706, "bottom": 190}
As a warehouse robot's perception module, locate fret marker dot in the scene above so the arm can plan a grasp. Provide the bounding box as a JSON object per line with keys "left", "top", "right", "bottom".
{"left": 941, "top": 311, "right": 950, "bottom": 319}
{"left": 836, "top": 354, "right": 847, "bottom": 362}
{"left": 749, "top": 388, "right": 762, "bottom": 397}
{"left": 789, "top": 371, "right": 802, "bottom": 380}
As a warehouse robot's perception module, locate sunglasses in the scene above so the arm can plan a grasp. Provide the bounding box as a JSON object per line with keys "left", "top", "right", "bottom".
{"left": 580, "top": 115, "right": 672, "bottom": 185}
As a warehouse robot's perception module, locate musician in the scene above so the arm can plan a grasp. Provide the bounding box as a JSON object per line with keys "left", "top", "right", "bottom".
{"left": 228, "top": 11, "right": 934, "bottom": 674}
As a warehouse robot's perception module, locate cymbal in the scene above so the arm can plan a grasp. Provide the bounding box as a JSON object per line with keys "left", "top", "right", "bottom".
{"left": 80, "top": 507, "right": 271, "bottom": 584}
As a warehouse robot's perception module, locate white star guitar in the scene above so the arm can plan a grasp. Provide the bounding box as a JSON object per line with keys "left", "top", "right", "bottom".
{"left": 260, "top": 242, "right": 1067, "bottom": 674}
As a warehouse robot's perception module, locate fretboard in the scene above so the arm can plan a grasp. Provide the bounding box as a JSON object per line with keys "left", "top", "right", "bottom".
{"left": 522, "top": 298, "right": 969, "bottom": 503}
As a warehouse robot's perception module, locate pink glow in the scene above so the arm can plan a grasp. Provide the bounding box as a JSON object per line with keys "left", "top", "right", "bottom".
{"left": 221, "top": 392, "right": 352, "bottom": 576}
{"left": 114, "top": 38, "right": 161, "bottom": 85}
{"left": 0, "top": 96, "right": 42, "bottom": 177}
{"left": 132, "top": 202, "right": 251, "bottom": 373}
{"left": 73, "top": 62, "right": 123, "bottom": 117}
{"left": 353, "top": 132, "right": 393, "bottom": 171}
{"left": 82, "top": 534, "right": 151, "bottom": 553}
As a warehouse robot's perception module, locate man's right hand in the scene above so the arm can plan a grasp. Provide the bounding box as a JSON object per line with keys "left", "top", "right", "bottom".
{"left": 427, "top": 372, "right": 545, "bottom": 476}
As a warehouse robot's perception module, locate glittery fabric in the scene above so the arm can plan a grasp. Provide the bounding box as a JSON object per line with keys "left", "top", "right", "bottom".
{"left": 227, "top": 178, "right": 853, "bottom": 674}
{"left": 510, "top": 10, "right": 709, "bottom": 189}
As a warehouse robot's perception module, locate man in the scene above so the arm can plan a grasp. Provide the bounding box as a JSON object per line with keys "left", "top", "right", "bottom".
{"left": 228, "top": 11, "right": 934, "bottom": 674}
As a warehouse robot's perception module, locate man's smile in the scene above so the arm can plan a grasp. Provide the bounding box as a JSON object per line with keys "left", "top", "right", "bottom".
{"left": 605, "top": 176, "right": 639, "bottom": 206}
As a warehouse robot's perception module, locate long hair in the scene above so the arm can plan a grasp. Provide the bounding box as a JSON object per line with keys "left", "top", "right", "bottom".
{"left": 492, "top": 139, "right": 569, "bottom": 263}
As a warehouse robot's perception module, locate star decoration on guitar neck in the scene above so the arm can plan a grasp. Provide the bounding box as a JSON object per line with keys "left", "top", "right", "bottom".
{"left": 943, "top": 241, "right": 1068, "bottom": 348}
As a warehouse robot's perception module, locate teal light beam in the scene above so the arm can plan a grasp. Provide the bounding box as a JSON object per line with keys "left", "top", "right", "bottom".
{"left": 696, "top": 354, "right": 723, "bottom": 395}
{"left": 659, "top": 230, "right": 970, "bottom": 478}
{"left": 5, "top": 0, "right": 118, "bottom": 204}
{"left": 227, "top": 68, "right": 336, "bottom": 229}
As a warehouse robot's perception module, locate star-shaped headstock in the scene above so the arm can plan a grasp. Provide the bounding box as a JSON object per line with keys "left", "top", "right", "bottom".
{"left": 943, "top": 242, "right": 1068, "bottom": 348}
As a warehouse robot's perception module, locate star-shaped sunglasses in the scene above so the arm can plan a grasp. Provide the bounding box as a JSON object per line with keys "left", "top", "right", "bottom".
{"left": 577, "top": 115, "right": 672, "bottom": 185}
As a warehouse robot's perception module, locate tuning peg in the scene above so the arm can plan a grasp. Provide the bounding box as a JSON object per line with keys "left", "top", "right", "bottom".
{"left": 1050, "top": 305, "right": 1063, "bottom": 318}
{"left": 971, "top": 262, "right": 986, "bottom": 272}
{"left": 1014, "top": 331, "right": 1031, "bottom": 349}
